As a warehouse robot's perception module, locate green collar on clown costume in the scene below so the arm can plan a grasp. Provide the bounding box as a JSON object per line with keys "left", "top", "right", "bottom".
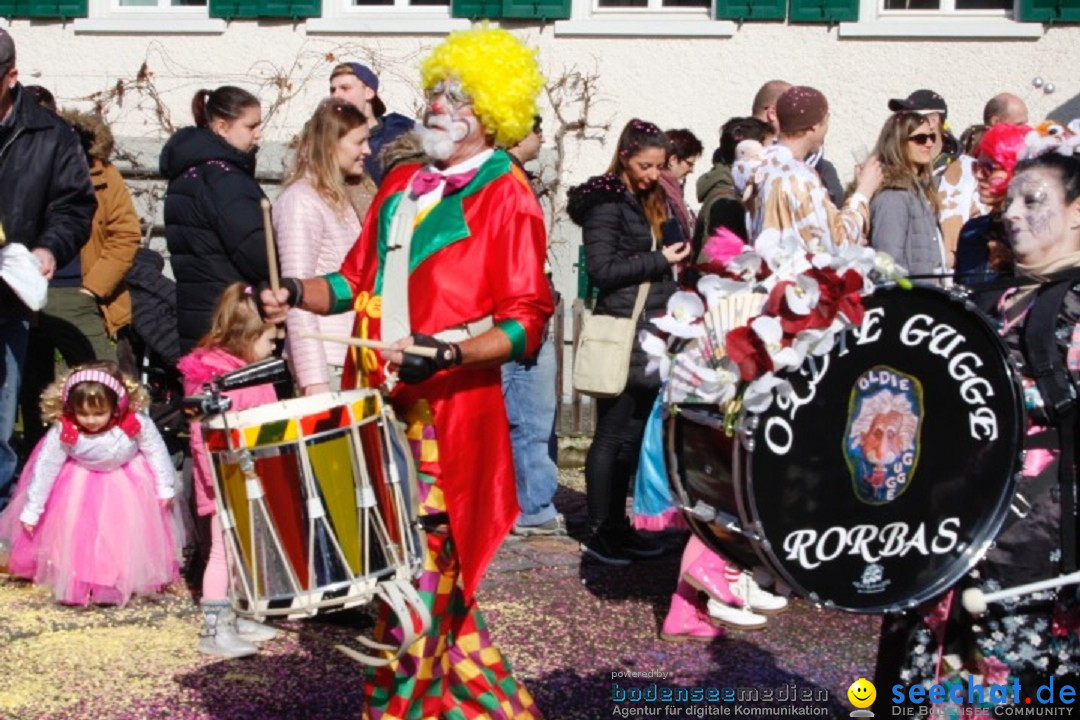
{"left": 373, "top": 149, "right": 512, "bottom": 295}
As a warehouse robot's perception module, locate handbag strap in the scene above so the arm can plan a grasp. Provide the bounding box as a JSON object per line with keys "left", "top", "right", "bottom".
{"left": 630, "top": 231, "right": 659, "bottom": 324}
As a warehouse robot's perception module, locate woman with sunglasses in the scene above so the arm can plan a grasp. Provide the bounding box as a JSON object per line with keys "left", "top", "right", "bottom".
{"left": 869, "top": 112, "right": 947, "bottom": 278}
{"left": 953, "top": 123, "right": 1031, "bottom": 285}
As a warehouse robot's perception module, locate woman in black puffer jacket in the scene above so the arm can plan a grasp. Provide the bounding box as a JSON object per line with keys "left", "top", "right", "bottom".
{"left": 568, "top": 119, "right": 691, "bottom": 566}
{"left": 160, "top": 86, "right": 269, "bottom": 354}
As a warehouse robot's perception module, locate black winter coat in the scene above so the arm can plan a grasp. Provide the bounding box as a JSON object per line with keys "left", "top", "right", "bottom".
{"left": 0, "top": 84, "right": 96, "bottom": 317}
{"left": 160, "top": 127, "right": 269, "bottom": 353}
{"left": 126, "top": 247, "right": 181, "bottom": 367}
{"left": 568, "top": 174, "right": 677, "bottom": 391}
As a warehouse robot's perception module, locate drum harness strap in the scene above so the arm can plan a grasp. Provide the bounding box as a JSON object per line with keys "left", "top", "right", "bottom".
{"left": 975, "top": 272, "right": 1080, "bottom": 574}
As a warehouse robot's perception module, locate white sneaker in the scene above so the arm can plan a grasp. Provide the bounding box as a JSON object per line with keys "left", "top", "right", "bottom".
{"left": 731, "top": 572, "right": 789, "bottom": 615}
{"left": 236, "top": 617, "right": 279, "bottom": 643}
{"left": 705, "top": 598, "right": 768, "bottom": 631}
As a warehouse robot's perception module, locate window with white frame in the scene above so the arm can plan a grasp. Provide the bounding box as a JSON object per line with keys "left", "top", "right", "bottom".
{"left": 837, "top": 0, "right": 1041, "bottom": 38}
{"left": 594, "top": 0, "right": 709, "bottom": 8}
{"left": 308, "top": 0, "right": 465, "bottom": 34}
{"left": 348, "top": 0, "right": 449, "bottom": 7}
{"left": 881, "top": 0, "right": 1011, "bottom": 13}
{"left": 113, "top": 0, "right": 206, "bottom": 7}
{"left": 75, "top": 0, "right": 221, "bottom": 34}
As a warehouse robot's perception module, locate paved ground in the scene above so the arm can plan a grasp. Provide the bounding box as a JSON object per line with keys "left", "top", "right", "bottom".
{"left": 0, "top": 471, "right": 878, "bottom": 720}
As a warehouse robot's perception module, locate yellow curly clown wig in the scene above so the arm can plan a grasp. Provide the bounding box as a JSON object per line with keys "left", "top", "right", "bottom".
{"left": 420, "top": 26, "right": 545, "bottom": 149}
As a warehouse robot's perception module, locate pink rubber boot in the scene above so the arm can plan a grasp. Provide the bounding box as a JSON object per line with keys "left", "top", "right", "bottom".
{"left": 660, "top": 589, "right": 725, "bottom": 642}
{"left": 681, "top": 539, "right": 743, "bottom": 607}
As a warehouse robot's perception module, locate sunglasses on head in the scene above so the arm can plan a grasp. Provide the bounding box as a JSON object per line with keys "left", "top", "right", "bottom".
{"left": 907, "top": 132, "right": 937, "bottom": 146}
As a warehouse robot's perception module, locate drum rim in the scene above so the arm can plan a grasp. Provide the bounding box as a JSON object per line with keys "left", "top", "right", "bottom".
{"left": 203, "top": 388, "right": 380, "bottom": 429}
{"left": 746, "top": 284, "right": 1026, "bottom": 613}
{"left": 664, "top": 407, "right": 782, "bottom": 575}
{"left": 669, "top": 284, "right": 1028, "bottom": 613}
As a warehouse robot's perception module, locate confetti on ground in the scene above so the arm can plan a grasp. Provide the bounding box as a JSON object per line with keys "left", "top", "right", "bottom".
{"left": 1, "top": 471, "right": 877, "bottom": 719}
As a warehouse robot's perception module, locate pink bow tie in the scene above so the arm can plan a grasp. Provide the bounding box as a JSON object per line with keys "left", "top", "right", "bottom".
{"left": 410, "top": 168, "right": 478, "bottom": 197}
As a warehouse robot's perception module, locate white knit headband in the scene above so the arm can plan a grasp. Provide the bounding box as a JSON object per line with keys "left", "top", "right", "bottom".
{"left": 62, "top": 369, "right": 129, "bottom": 415}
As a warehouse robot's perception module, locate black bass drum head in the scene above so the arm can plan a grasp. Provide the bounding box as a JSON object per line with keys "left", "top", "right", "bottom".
{"left": 746, "top": 284, "right": 1024, "bottom": 613}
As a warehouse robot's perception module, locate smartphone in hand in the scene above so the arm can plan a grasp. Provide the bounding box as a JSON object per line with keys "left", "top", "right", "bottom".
{"left": 661, "top": 218, "right": 685, "bottom": 247}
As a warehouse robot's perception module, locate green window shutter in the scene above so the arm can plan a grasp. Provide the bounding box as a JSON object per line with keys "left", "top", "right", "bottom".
{"left": 1017, "top": 0, "right": 1080, "bottom": 22}
{"left": 0, "top": 0, "right": 87, "bottom": 18}
{"left": 450, "top": 0, "right": 503, "bottom": 18}
{"left": 788, "top": 0, "right": 858, "bottom": 22}
{"left": 502, "top": 0, "right": 571, "bottom": 19}
{"left": 451, "top": 0, "right": 570, "bottom": 18}
{"left": 210, "top": 0, "right": 321, "bottom": 19}
{"left": 714, "top": 0, "right": 785, "bottom": 20}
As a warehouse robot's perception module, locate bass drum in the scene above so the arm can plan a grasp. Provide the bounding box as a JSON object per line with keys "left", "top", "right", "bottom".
{"left": 666, "top": 284, "right": 1026, "bottom": 613}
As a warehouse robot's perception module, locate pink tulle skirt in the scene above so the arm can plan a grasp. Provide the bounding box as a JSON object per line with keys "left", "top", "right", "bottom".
{"left": 0, "top": 444, "right": 178, "bottom": 606}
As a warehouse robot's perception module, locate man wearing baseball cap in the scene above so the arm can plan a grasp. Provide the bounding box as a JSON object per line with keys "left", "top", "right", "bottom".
{"left": 734, "top": 85, "right": 882, "bottom": 251}
{"left": 0, "top": 28, "right": 96, "bottom": 508}
{"left": 330, "top": 62, "right": 415, "bottom": 185}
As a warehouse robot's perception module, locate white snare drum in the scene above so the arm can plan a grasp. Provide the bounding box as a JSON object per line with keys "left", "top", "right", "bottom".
{"left": 203, "top": 389, "right": 423, "bottom": 619}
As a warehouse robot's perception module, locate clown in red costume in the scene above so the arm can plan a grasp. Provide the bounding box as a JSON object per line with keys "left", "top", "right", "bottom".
{"left": 261, "top": 26, "right": 552, "bottom": 720}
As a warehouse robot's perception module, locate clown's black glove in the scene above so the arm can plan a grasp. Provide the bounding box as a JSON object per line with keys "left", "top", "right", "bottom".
{"left": 254, "top": 278, "right": 304, "bottom": 319}
{"left": 397, "top": 333, "right": 463, "bottom": 385}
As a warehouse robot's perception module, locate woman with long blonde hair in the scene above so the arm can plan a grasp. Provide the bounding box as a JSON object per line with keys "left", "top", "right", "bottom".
{"left": 869, "top": 111, "right": 946, "bottom": 277}
{"left": 274, "top": 98, "right": 371, "bottom": 395}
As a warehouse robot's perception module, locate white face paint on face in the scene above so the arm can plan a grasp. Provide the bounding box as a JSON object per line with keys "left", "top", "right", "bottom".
{"left": 421, "top": 79, "right": 480, "bottom": 163}
{"left": 417, "top": 118, "right": 457, "bottom": 161}
{"left": 1004, "top": 167, "right": 1074, "bottom": 265}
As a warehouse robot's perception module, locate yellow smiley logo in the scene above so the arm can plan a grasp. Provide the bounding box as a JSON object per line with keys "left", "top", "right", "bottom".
{"left": 847, "top": 677, "right": 876, "bottom": 709}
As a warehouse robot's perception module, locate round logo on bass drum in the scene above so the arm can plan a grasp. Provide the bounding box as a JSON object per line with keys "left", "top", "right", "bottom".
{"left": 843, "top": 366, "right": 924, "bottom": 505}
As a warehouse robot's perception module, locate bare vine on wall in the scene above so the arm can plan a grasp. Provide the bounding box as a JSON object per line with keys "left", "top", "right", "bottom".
{"left": 542, "top": 63, "right": 611, "bottom": 235}
{"left": 71, "top": 39, "right": 428, "bottom": 246}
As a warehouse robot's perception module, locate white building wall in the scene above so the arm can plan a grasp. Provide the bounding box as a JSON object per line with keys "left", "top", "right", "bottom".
{"left": 6, "top": 19, "right": 1080, "bottom": 300}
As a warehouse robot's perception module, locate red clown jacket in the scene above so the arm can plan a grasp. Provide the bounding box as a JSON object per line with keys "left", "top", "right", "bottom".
{"left": 331, "top": 149, "right": 554, "bottom": 601}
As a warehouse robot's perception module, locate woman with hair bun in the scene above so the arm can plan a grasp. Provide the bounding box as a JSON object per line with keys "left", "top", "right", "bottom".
{"left": 161, "top": 86, "right": 270, "bottom": 353}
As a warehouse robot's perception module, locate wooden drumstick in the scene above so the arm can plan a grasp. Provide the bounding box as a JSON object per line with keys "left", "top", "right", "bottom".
{"left": 962, "top": 570, "right": 1080, "bottom": 615}
{"left": 298, "top": 332, "right": 440, "bottom": 359}
{"left": 260, "top": 198, "right": 285, "bottom": 339}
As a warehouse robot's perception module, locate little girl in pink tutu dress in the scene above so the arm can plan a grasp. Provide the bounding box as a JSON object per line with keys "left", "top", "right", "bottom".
{"left": 0, "top": 360, "right": 178, "bottom": 605}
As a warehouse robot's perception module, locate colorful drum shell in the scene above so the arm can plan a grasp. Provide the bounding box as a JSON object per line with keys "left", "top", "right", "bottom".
{"left": 204, "top": 389, "right": 420, "bottom": 618}
{"left": 667, "top": 285, "right": 1026, "bottom": 613}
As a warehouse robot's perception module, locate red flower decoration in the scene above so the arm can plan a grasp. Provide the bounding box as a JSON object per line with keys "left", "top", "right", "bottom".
{"left": 765, "top": 280, "right": 816, "bottom": 336}
{"left": 725, "top": 325, "right": 773, "bottom": 381}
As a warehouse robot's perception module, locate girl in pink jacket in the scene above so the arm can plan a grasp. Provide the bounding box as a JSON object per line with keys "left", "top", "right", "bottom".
{"left": 178, "top": 282, "right": 279, "bottom": 658}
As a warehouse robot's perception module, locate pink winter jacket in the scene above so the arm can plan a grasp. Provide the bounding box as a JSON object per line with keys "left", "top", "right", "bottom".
{"left": 273, "top": 178, "right": 359, "bottom": 391}
{"left": 177, "top": 346, "right": 278, "bottom": 517}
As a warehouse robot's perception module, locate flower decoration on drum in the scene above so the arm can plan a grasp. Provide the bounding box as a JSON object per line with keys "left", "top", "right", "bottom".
{"left": 843, "top": 367, "right": 925, "bottom": 505}
{"left": 645, "top": 229, "right": 909, "bottom": 425}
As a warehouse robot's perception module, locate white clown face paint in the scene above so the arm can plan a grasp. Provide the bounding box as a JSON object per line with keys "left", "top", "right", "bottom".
{"left": 421, "top": 79, "right": 479, "bottom": 161}
{"left": 1004, "top": 167, "right": 1074, "bottom": 265}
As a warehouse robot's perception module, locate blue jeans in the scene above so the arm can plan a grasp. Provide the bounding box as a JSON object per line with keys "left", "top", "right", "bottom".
{"left": 502, "top": 332, "right": 559, "bottom": 526}
{"left": 0, "top": 317, "right": 29, "bottom": 506}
